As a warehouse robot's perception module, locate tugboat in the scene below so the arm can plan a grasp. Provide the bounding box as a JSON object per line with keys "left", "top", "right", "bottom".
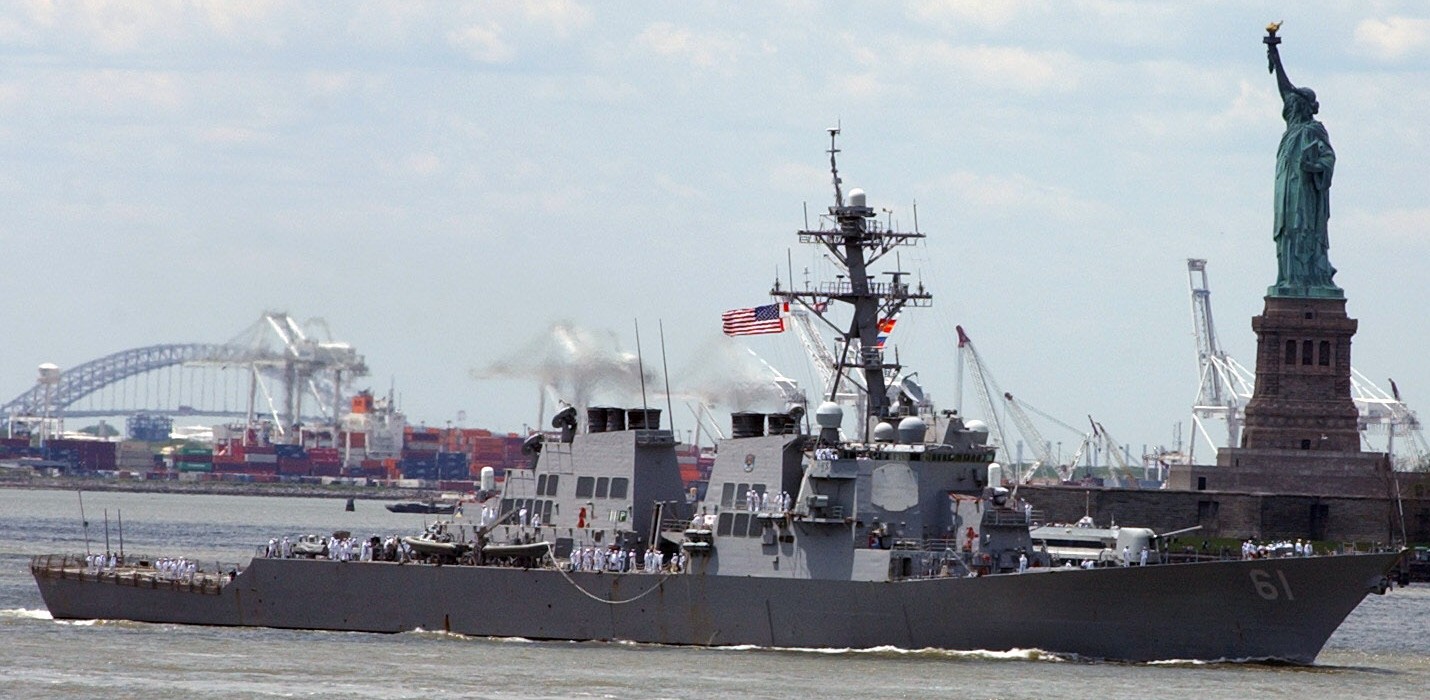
{"left": 30, "top": 131, "right": 1403, "bottom": 663}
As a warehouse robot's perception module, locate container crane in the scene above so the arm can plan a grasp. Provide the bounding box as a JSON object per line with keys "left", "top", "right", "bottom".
{"left": 955, "top": 326, "right": 1009, "bottom": 463}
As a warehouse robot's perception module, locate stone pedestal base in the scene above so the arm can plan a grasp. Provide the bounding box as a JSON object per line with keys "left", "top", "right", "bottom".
{"left": 1165, "top": 448, "right": 1393, "bottom": 498}
{"left": 1241, "top": 296, "right": 1360, "bottom": 452}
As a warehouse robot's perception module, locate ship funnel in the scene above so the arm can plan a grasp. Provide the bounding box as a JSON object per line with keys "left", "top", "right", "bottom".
{"left": 606, "top": 409, "right": 626, "bottom": 432}
{"left": 731, "top": 412, "right": 765, "bottom": 439}
{"left": 587, "top": 407, "right": 609, "bottom": 433}
{"left": 627, "top": 408, "right": 661, "bottom": 430}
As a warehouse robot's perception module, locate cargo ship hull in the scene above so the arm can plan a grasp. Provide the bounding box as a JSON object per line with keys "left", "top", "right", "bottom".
{"left": 32, "top": 551, "right": 1398, "bottom": 663}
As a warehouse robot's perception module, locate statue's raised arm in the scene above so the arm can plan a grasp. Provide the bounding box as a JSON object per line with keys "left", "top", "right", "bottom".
{"left": 1265, "top": 22, "right": 1295, "bottom": 98}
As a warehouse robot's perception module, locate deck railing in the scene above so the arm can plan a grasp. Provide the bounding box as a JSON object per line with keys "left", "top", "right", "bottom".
{"left": 29, "top": 554, "right": 237, "bottom": 595}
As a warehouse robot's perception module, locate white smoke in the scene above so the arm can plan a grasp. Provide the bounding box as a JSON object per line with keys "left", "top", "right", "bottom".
{"left": 671, "top": 334, "right": 799, "bottom": 413}
{"left": 471, "top": 321, "right": 655, "bottom": 411}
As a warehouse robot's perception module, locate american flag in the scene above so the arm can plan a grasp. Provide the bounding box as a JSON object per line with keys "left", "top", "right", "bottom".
{"left": 722, "top": 303, "right": 786, "bottom": 336}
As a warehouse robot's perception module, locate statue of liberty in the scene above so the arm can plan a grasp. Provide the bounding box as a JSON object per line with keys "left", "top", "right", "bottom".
{"left": 1265, "top": 24, "right": 1342, "bottom": 298}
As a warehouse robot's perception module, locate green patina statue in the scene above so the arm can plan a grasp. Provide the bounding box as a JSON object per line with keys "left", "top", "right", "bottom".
{"left": 1264, "top": 24, "right": 1343, "bottom": 299}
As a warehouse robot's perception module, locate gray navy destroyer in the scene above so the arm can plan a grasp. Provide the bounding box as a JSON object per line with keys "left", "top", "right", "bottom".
{"left": 31, "top": 132, "right": 1402, "bottom": 663}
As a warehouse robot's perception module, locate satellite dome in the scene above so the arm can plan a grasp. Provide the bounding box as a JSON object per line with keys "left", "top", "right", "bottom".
{"left": 873, "top": 421, "right": 896, "bottom": 442}
{"left": 896, "top": 416, "right": 927, "bottom": 444}
{"left": 963, "top": 419, "right": 987, "bottom": 432}
{"left": 849, "top": 188, "right": 866, "bottom": 208}
{"left": 815, "top": 402, "right": 844, "bottom": 429}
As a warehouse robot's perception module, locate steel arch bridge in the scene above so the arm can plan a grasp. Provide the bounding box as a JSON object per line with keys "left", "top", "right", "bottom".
{"left": 4, "top": 312, "right": 370, "bottom": 424}
{"left": 2, "top": 344, "right": 287, "bottom": 419}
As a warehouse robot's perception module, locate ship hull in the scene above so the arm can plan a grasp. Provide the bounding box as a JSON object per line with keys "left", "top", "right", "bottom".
{"left": 32, "top": 552, "right": 1398, "bottom": 663}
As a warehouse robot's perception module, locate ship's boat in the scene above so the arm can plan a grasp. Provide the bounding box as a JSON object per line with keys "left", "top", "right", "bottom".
{"left": 385, "top": 501, "right": 458, "bottom": 515}
{"left": 401, "top": 535, "right": 469, "bottom": 558}
{"left": 28, "top": 134, "right": 1405, "bottom": 663}
{"left": 290, "top": 534, "right": 328, "bottom": 558}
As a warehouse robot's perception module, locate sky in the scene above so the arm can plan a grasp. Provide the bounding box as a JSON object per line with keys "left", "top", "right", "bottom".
{"left": 2, "top": 1, "right": 1428, "bottom": 462}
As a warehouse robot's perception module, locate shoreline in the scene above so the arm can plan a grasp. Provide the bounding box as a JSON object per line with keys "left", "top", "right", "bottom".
{"left": 0, "top": 475, "right": 434, "bottom": 500}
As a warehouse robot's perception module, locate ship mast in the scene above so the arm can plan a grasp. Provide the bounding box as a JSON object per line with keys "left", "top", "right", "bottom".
{"left": 772, "top": 128, "right": 931, "bottom": 436}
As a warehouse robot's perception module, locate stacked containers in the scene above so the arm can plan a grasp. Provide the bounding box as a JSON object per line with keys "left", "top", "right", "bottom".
{"left": 174, "top": 445, "right": 213, "bottom": 473}
{"left": 309, "top": 447, "right": 341, "bottom": 477}
{"left": 275, "top": 444, "right": 310, "bottom": 476}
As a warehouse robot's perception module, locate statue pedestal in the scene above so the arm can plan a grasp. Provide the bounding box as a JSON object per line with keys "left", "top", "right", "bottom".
{"left": 1168, "top": 296, "right": 1392, "bottom": 498}
{"left": 1241, "top": 296, "right": 1359, "bottom": 451}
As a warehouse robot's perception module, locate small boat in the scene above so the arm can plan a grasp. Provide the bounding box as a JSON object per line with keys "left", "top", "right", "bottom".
{"left": 290, "top": 534, "right": 328, "bottom": 558}
{"left": 481, "top": 541, "right": 551, "bottom": 558}
{"left": 401, "top": 535, "right": 470, "bottom": 558}
{"left": 385, "top": 501, "right": 458, "bottom": 515}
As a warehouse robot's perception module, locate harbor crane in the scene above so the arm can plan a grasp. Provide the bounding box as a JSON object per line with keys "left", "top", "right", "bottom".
{"left": 1188, "top": 259, "right": 1255, "bottom": 462}
{"left": 1090, "top": 419, "right": 1142, "bottom": 488}
{"left": 1004, "top": 392, "right": 1091, "bottom": 483}
{"left": 1003, "top": 392, "right": 1060, "bottom": 483}
{"left": 955, "top": 326, "right": 1009, "bottom": 465}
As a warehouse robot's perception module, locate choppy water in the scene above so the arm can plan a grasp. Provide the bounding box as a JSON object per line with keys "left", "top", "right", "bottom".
{"left": 1, "top": 488, "right": 1425, "bottom": 699}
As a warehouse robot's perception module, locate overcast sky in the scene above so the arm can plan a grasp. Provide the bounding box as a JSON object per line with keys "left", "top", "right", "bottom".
{"left": 2, "top": 1, "right": 1427, "bottom": 461}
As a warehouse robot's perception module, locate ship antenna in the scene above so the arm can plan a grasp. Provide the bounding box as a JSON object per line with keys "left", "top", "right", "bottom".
{"left": 634, "top": 319, "right": 649, "bottom": 416}
{"left": 76, "top": 490, "right": 91, "bottom": 557}
{"left": 827, "top": 124, "right": 843, "bottom": 207}
{"left": 659, "top": 320, "right": 675, "bottom": 440}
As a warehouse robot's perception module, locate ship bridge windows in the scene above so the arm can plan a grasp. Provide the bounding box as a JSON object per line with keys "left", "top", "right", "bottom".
{"left": 714, "top": 511, "right": 767, "bottom": 538}
{"left": 718, "top": 482, "right": 767, "bottom": 510}
{"left": 570, "top": 476, "right": 625, "bottom": 500}
{"left": 536, "top": 474, "right": 560, "bottom": 496}
{"left": 501, "top": 498, "right": 554, "bottom": 526}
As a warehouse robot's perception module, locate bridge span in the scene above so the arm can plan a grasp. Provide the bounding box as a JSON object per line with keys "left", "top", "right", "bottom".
{"left": 3, "top": 313, "right": 368, "bottom": 429}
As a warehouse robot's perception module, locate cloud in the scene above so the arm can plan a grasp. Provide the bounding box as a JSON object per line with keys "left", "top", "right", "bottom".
{"left": 634, "top": 21, "right": 745, "bottom": 71}
{"left": 906, "top": 0, "right": 1030, "bottom": 30}
{"left": 1339, "top": 206, "right": 1430, "bottom": 243}
{"left": 71, "top": 69, "right": 186, "bottom": 113}
{"left": 515, "top": 0, "right": 592, "bottom": 38}
{"left": 938, "top": 170, "right": 1111, "bottom": 225}
{"left": 895, "top": 42, "right": 1075, "bottom": 94}
{"left": 1205, "top": 79, "right": 1279, "bottom": 132}
{"left": 1353, "top": 16, "right": 1430, "bottom": 61}
{"left": 447, "top": 23, "right": 515, "bottom": 63}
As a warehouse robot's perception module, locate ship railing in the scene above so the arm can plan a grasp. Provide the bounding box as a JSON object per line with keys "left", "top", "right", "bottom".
{"left": 29, "top": 553, "right": 237, "bottom": 594}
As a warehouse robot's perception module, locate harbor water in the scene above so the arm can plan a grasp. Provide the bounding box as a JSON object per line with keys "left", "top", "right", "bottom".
{"left": 1, "top": 488, "right": 1424, "bottom": 699}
